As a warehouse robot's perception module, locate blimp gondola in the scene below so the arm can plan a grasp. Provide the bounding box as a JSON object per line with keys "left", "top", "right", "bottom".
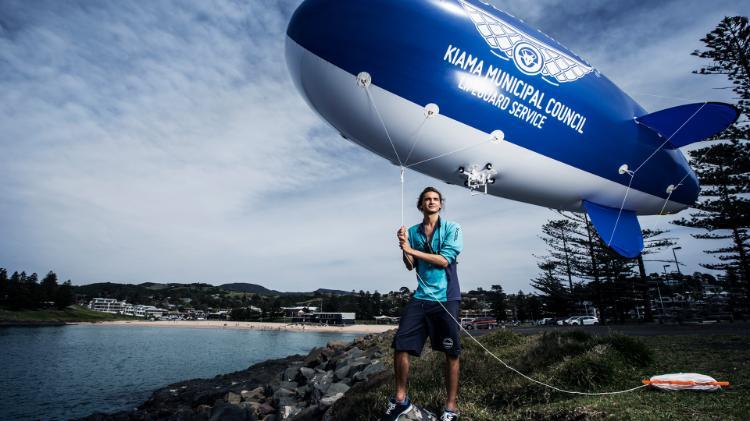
{"left": 285, "top": 0, "right": 738, "bottom": 258}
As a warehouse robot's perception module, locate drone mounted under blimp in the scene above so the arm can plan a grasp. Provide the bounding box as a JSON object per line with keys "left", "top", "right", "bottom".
{"left": 285, "top": 0, "right": 738, "bottom": 258}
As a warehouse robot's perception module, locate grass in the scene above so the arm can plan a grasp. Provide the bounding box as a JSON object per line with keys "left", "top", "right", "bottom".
{"left": 0, "top": 305, "right": 139, "bottom": 323}
{"left": 329, "top": 330, "right": 750, "bottom": 420}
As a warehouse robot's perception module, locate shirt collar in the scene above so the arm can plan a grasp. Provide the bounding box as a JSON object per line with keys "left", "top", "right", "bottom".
{"left": 418, "top": 216, "right": 442, "bottom": 236}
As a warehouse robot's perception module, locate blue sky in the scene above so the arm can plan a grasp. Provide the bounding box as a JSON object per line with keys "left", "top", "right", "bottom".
{"left": 1, "top": 0, "right": 748, "bottom": 293}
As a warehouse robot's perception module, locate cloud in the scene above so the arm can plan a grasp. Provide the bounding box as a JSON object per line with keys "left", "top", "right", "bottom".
{"left": 0, "top": 0, "right": 371, "bottom": 285}
{"left": 1, "top": 0, "right": 748, "bottom": 294}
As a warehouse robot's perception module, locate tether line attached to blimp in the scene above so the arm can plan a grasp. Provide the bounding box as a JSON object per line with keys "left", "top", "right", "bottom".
{"left": 608, "top": 103, "right": 707, "bottom": 246}
{"left": 360, "top": 76, "right": 649, "bottom": 396}
{"left": 657, "top": 128, "right": 723, "bottom": 216}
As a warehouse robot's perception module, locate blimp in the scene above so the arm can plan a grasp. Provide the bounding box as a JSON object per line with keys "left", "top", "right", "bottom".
{"left": 285, "top": 0, "right": 738, "bottom": 258}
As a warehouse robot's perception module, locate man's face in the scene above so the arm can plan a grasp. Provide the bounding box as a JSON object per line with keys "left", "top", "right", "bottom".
{"left": 421, "top": 192, "right": 442, "bottom": 214}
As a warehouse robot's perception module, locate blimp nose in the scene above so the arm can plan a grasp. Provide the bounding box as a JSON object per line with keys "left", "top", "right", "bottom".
{"left": 285, "top": 0, "right": 338, "bottom": 102}
{"left": 286, "top": 0, "right": 332, "bottom": 52}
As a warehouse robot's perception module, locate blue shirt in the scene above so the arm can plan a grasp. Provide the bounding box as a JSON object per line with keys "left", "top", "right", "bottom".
{"left": 408, "top": 218, "right": 463, "bottom": 302}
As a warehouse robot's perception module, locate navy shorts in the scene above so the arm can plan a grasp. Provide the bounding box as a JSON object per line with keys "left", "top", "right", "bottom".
{"left": 392, "top": 299, "right": 461, "bottom": 357}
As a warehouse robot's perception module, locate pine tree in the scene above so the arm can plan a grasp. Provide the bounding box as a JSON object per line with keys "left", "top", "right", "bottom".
{"left": 530, "top": 260, "right": 570, "bottom": 316}
{"left": 55, "top": 280, "right": 74, "bottom": 309}
{"left": 674, "top": 16, "right": 750, "bottom": 311}
{"left": 0, "top": 268, "right": 8, "bottom": 305}
{"left": 533, "top": 212, "right": 637, "bottom": 323}
{"left": 40, "top": 271, "right": 59, "bottom": 305}
{"left": 635, "top": 229, "right": 677, "bottom": 321}
{"left": 488, "top": 284, "right": 507, "bottom": 320}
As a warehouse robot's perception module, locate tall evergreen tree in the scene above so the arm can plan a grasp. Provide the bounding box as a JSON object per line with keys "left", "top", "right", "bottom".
{"left": 635, "top": 229, "right": 677, "bottom": 321}
{"left": 40, "top": 271, "right": 59, "bottom": 305}
{"left": 488, "top": 284, "right": 507, "bottom": 320}
{"left": 533, "top": 212, "right": 637, "bottom": 323}
{"left": 674, "top": 16, "right": 750, "bottom": 311}
{"left": 0, "top": 268, "right": 8, "bottom": 305}
{"left": 55, "top": 280, "right": 74, "bottom": 309}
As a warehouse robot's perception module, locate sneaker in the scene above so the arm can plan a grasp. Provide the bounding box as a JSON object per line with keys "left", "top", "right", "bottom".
{"left": 440, "top": 409, "right": 459, "bottom": 421}
{"left": 381, "top": 396, "right": 413, "bottom": 421}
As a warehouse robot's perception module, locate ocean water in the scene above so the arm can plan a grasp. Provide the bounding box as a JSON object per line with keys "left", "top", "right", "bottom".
{"left": 0, "top": 324, "right": 358, "bottom": 420}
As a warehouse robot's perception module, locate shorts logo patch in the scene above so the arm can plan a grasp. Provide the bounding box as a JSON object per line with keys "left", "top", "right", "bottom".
{"left": 442, "top": 338, "right": 454, "bottom": 350}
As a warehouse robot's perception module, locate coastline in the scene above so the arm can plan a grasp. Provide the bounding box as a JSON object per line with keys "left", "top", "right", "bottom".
{"left": 87, "top": 320, "right": 397, "bottom": 334}
{"left": 0, "top": 320, "right": 67, "bottom": 327}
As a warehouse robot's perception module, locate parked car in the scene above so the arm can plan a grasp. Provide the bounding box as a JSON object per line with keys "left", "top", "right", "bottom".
{"left": 460, "top": 318, "right": 475, "bottom": 329}
{"left": 570, "top": 316, "right": 599, "bottom": 325}
{"left": 466, "top": 317, "right": 498, "bottom": 330}
{"left": 551, "top": 317, "right": 566, "bottom": 326}
{"left": 537, "top": 318, "right": 553, "bottom": 326}
{"left": 563, "top": 316, "right": 585, "bottom": 325}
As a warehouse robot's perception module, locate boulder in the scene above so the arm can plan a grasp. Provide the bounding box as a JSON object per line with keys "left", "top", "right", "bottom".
{"left": 347, "top": 356, "right": 371, "bottom": 375}
{"left": 295, "top": 384, "right": 310, "bottom": 398}
{"left": 210, "top": 402, "right": 257, "bottom": 421}
{"left": 319, "top": 392, "right": 344, "bottom": 407}
{"left": 241, "top": 401, "right": 262, "bottom": 415}
{"left": 282, "top": 367, "right": 299, "bottom": 382}
{"left": 324, "top": 382, "right": 350, "bottom": 397}
{"left": 347, "top": 347, "right": 365, "bottom": 359}
{"left": 272, "top": 387, "right": 296, "bottom": 405}
{"left": 226, "top": 391, "right": 242, "bottom": 405}
{"left": 299, "top": 367, "right": 315, "bottom": 381}
{"left": 310, "top": 370, "right": 333, "bottom": 393}
{"left": 333, "top": 364, "right": 350, "bottom": 381}
{"left": 279, "top": 404, "right": 302, "bottom": 419}
{"left": 196, "top": 404, "right": 212, "bottom": 416}
{"left": 279, "top": 381, "right": 298, "bottom": 391}
{"left": 353, "top": 361, "right": 386, "bottom": 382}
{"left": 258, "top": 403, "right": 276, "bottom": 416}
{"left": 303, "top": 347, "right": 332, "bottom": 368}
{"left": 326, "top": 340, "right": 348, "bottom": 349}
{"left": 241, "top": 387, "right": 266, "bottom": 401}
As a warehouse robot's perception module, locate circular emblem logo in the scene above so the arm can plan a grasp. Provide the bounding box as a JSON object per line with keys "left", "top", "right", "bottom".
{"left": 512, "top": 42, "right": 544, "bottom": 75}
{"left": 442, "top": 338, "right": 454, "bottom": 350}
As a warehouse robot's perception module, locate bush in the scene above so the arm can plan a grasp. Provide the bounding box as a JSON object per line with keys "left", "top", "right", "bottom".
{"left": 518, "top": 330, "right": 591, "bottom": 372}
{"left": 597, "top": 334, "right": 653, "bottom": 366}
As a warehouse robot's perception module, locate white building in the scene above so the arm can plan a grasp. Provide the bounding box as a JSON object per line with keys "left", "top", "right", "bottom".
{"left": 280, "top": 306, "right": 319, "bottom": 317}
{"left": 89, "top": 298, "right": 164, "bottom": 318}
{"left": 133, "top": 305, "right": 165, "bottom": 318}
{"left": 89, "top": 298, "right": 126, "bottom": 314}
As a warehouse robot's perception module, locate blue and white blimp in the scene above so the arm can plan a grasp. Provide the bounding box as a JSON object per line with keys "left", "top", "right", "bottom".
{"left": 285, "top": 0, "right": 738, "bottom": 258}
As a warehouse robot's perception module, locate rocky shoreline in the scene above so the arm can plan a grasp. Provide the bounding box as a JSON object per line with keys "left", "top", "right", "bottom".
{"left": 79, "top": 333, "right": 392, "bottom": 421}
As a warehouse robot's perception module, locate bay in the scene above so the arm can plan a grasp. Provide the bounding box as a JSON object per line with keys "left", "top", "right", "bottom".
{"left": 0, "top": 324, "right": 358, "bottom": 420}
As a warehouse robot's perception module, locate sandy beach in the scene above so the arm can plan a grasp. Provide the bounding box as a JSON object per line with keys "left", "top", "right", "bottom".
{"left": 92, "top": 320, "right": 397, "bottom": 334}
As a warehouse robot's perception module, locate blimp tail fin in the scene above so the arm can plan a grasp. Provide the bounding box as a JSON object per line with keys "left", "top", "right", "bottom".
{"left": 583, "top": 200, "right": 644, "bottom": 258}
{"left": 635, "top": 102, "right": 739, "bottom": 148}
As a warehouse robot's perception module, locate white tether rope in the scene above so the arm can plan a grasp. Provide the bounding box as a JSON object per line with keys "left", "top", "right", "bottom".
{"left": 608, "top": 103, "right": 707, "bottom": 245}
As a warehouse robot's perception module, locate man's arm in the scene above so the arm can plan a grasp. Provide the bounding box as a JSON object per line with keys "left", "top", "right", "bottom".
{"left": 397, "top": 226, "right": 415, "bottom": 270}
{"left": 398, "top": 225, "right": 450, "bottom": 268}
{"left": 402, "top": 252, "right": 415, "bottom": 271}
{"left": 403, "top": 246, "right": 449, "bottom": 268}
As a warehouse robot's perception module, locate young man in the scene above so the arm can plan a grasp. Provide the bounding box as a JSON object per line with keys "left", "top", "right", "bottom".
{"left": 382, "top": 187, "right": 463, "bottom": 421}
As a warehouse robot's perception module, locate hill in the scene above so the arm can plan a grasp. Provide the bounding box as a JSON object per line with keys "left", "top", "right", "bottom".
{"left": 219, "top": 283, "right": 279, "bottom": 295}
{"left": 314, "top": 288, "right": 352, "bottom": 296}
